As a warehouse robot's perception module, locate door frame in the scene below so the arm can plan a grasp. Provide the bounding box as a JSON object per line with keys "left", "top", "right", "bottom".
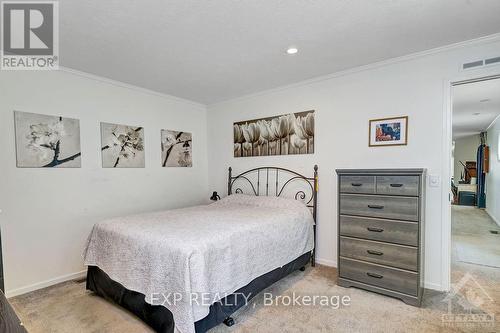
{"left": 442, "top": 68, "right": 500, "bottom": 291}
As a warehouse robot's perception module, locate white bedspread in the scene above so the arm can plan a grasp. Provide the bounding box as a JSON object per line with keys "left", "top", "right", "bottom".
{"left": 83, "top": 194, "right": 314, "bottom": 333}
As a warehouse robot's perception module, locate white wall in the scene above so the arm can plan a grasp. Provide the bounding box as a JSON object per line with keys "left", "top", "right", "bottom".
{"left": 486, "top": 117, "right": 500, "bottom": 226}
{"left": 207, "top": 36, "right": 500, "bottom": 291}
{"left": 0, "top": 70, "right": 208, "bottom": 296}
{"left": 453, "top": 134, "right": 480, "bottom": 182}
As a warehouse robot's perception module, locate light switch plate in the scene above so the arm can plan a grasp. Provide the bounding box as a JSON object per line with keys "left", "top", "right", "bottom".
{"left": 429, "top": 175, "right": 440, "bottom": 187}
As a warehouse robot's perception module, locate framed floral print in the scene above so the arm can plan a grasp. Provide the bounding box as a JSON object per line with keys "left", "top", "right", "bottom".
{"left": 14, "top": 111, "right": 81, "bottom": 168}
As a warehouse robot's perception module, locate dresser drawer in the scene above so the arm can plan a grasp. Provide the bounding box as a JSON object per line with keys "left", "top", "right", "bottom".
{"left": 376, "top": 176, "right": 419, "bottom": 196}
{"left": 340, "top": 176, "right": 375, "bottom": 194}
{"left": 340, "top": 237, "right": 417, "bottom": 271}
{"left": 340, "top": 194, "right": 419, "bottom": 221}
{"left": 339, "top": 257, "right": 418, "bottom": 296}
{"left": 339, "top": 215, "right": 418, "bottom": 246}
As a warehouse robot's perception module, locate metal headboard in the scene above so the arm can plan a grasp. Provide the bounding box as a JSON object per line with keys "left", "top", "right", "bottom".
{"left": 228, "top": 165, "right": 318, "bottom": 266}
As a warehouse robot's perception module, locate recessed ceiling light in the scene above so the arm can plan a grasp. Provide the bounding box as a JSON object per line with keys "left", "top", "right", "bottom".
{"left": 286, "top": 47, "right": 298, "bottom": 55}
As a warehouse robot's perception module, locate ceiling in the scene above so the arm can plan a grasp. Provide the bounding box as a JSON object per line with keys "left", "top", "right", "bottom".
{"left": 452, "top": 78, "right": 500, "bottom": 140}
{"left": 60, "top": 0, "right": 500, "bottom": 104}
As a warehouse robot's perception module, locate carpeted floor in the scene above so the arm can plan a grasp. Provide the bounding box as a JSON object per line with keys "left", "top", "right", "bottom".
{"left": 452, "top": 206, "right": 500, "bottom": 268}
{"left": 9, "top": 206, "right": 500, "bottom": 333}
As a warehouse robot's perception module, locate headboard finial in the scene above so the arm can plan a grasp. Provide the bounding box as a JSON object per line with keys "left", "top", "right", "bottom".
{"left": 228, "top": 167, "right": 232, "bottom": 195}
{"left": 314, "top": 165, "right": 318, "bottom": 188}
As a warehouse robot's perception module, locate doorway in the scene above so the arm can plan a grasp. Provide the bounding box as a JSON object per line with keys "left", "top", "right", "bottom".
{"left": 450, "top": 76, "right": 500, "bottom": 282}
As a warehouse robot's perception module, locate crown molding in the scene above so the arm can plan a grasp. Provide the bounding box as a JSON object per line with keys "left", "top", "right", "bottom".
{"left": 58, "top": 66, "right": 206, "bottom": 109}
{"left": 209, "top": 33, "right": 500, "bottom": 107}
{"left": 487, "top": 112, "right": 500, "bottom": 131}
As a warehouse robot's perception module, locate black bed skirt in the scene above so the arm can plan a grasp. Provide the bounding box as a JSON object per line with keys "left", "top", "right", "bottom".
{"left": 86, "top": 252, "right": 311, "bottom": 333}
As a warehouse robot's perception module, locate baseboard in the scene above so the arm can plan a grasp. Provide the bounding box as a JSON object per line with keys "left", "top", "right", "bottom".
{"left": 5, "top": 270, "right": 87, "bottom": 298}
{"left": 485, "top": 209, "right": 500, "bottom": 228}
{"left": 424, "top": 281, "right": 444, "bottom": 291}
{"left": 315, "top": 257, "right": 337, "bottom": 267}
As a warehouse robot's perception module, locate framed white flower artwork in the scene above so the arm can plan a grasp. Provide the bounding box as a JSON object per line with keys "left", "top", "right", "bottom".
{"left": 100, "top": 123, "right": 145, "bottom": 168}
{"left": 161, "top": 130, "right": 192, "bottom": 167}
{"left": 233, "top": 110, "right": 315, "bottom": 157}
{"left": 14, "top": 111, "right": 82, "bottom": 168}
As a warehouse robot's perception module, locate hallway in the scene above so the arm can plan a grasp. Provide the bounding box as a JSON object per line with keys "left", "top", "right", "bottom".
{"left": 452, "top": 206, "right": 500, "bottom": 269}
{"left": 448, "top": 206, "right": 500, "bottom": 331}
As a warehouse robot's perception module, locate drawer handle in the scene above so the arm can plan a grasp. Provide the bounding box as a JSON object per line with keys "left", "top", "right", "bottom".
{"left": 351, "top": 183, "right": 363, "bottom": 187}
{"left": 367, "top": 227, "right": 384, "bottom": 232}
{"left": 368, "top": 204, "right": 384, "bottom": 209}
{"left": 390, "top": 183, "right": 403, "bottom": 187}
{"left": 367, "top": 250, "right": 384, "bottom": 256}
{"left": 366, "top": 272, "right": 383, "bottom": 279}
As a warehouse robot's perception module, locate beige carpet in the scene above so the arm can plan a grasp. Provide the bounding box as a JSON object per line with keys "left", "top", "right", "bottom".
{"left": 455, "top": 237, "right": 500, "bottom": 268}
{"left": 9, "top": 206, "right": 500, "bottom": 333}
{"left": 453, "top": 206, "right": 500, "bottom": 268}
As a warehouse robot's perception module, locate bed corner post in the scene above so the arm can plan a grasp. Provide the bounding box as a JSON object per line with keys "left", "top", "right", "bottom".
{"left": 312, "top": 165, "right": 318, "bottom": 267}
{"left": 228, "top": 167, "right": 232, "bottom": 195}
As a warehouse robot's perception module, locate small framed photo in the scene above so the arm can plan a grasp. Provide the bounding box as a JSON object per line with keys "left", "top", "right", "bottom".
{"left": 369, "top": 116, "right": 408, "bottom": 147}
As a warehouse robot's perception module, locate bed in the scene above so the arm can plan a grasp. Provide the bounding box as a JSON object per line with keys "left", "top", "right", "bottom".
{"left": 83, "top": 166, "right": 318, "bottom": 333}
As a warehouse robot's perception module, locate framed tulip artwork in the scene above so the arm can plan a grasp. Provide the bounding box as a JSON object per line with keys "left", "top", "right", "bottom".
{"left": 14, "top": 111, "right": 82, "bottom": 168}
{"left": 101, "top": 123, "right": 145, "bottom": 168}
{"left": 234, "top": 110, "right": 315, "bottom": 157}
{"left": 369, "top": 116, "right": 408, "bottom": 147}
{"left": 161, "top": 129, "right": 193, "bottom": 167}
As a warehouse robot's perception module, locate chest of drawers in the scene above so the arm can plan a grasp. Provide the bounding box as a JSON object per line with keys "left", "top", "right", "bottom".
{"left": 0, "top": 290, "right": 28, "bottom": 333}
{"left": 336, "top": 169, "right": 425, "bottom": 306}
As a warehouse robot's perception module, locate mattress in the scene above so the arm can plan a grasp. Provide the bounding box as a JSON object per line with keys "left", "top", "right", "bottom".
{"left": 83, "top": 194, "right": 314, "bottom": 333}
